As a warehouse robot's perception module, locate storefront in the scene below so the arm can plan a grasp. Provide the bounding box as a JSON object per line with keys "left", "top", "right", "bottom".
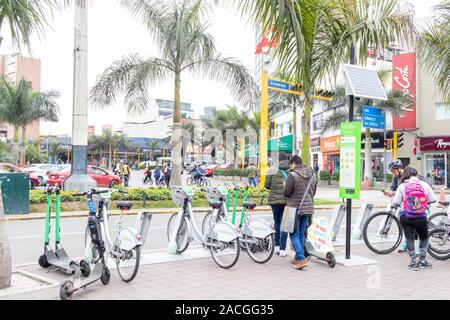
{"left": 321, "top": 135, "right": 340, "bottom": 173}
{"left": 420, "top": 137, "right": 450, "bottom": 188}
{"left": 361, "top": 131, "right": 393, "bottom": 181}
{"left": 298, "top": 136, "right": 321, "bottom": 168}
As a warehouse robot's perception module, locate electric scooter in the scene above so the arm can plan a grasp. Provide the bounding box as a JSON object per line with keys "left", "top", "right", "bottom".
{"left": 38, "top": 185, "right": 90, "bottom": 276}
{"left": 304, "top": 218, "right": 336, "bottom": 268}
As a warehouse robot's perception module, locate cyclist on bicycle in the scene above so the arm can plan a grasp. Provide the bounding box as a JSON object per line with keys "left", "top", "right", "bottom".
{"left": 193, "top": 165, "right": 204, "bottom": 183}
{"left": 392, "top": 167, "right": 437, "bottom": 271}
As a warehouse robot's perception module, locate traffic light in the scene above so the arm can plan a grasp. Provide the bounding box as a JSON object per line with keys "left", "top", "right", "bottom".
{"left": 234, "top": 136, "right": 240, "bottom": 151}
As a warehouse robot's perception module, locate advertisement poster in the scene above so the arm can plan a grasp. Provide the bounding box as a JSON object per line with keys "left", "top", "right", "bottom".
{"left": 307, "top": 216, "right": 334, "bottom": 254}
{"left": 339, "top": 122, "right": 361, "bottom": 200}
{"left": 392, "top": 52, "right": 416, "bottom": 129}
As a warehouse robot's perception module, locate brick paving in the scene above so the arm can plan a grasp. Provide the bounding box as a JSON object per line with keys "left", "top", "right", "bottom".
{"left": 2, "top": 244, "right": 450, "bottom": 300}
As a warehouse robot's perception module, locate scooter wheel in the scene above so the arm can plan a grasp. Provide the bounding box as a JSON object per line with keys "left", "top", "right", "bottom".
{"left": 60, "top": 281, "right": 74, "bottom": 300}
{"left": 326, "top": 253, "right": 336, "bottom": 268}
{"left": 101, "top": 267, "right": 111, "bottom": 285}
{"left": 38, "top": 254, "right": 50, "bottom": 268}
{"left": 80, "top": 260, "right": 91, "bottom": 277}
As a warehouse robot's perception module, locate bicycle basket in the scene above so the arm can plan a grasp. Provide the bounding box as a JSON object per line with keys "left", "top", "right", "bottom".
{"left": 206, "top": 187, "right": 227, "bottom": 202}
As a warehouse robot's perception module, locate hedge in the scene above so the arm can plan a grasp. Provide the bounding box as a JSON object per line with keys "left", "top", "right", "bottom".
{"left": 214, "top": 168, "right": 247, "bottom": 177}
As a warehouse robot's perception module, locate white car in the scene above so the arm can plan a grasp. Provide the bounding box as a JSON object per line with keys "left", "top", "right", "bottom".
{"left": 21, "top": 163, "right": 54, "bottom": 186}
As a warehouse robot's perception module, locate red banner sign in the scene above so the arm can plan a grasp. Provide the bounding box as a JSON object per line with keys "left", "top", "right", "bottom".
{"left": 420, "top": 137, "right": 450, "bottom": 151}
{"left": 392, "top": 52, "right": 416, "bottom": 129}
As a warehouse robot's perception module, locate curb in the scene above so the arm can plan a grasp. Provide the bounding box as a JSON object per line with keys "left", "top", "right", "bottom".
{"left": 4, "top": 204, "right": 388, "bottom": 222}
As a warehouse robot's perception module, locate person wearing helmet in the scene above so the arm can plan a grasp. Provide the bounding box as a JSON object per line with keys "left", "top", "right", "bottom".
{"left": 383, "top": 160, "right": 404, "bottom": 197}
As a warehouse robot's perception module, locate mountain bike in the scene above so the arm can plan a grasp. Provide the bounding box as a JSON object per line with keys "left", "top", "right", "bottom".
{"left": 362, "top": 200, "right": 448, "bottom": 254}
{"left": 186, "top": 173, "right": 211, "bottom": 187}
{"left": 201, "top": 183, "right": 275, "bottom": 264}
{"left": 167, "top": 186, "right": 240, "bottom": 269}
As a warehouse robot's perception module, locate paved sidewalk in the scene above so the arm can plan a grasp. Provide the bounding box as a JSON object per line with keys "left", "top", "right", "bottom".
{"left": 3, "top": 244, "right": 449, "bottom": 300}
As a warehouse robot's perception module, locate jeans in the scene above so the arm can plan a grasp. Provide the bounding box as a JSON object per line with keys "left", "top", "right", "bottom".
{"left": 290, "top": 214, "right": 311, "bottom": 261}
{"left": 271, "top": 205, "right": 288, "bottom": 250}
{"left": 248, "top": 177, "right": 257, "bottom": 187}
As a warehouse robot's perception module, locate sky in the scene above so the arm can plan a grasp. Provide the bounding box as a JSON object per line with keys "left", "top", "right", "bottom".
{"left": 0, "top": 0, "right": 441, "bottom": 136}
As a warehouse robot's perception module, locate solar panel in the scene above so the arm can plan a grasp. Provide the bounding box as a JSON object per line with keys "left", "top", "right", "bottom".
{"left": 343, "top": 64, "right": 388, "bottom": 101}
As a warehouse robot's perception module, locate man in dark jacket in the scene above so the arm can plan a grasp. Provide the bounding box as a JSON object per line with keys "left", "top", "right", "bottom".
{"left": 284, "top": 155, "right": 318, "bottom": 270}
{"left": 265, "top": 160, "right": 290, "bottom": 257}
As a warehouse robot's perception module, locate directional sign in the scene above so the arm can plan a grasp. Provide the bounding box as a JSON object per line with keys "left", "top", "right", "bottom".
{"left": 343, "top": 64, "right": 388, "bottom": 101}
{"left": 362, "top": 106, "right": 385, "bottom": 129}
{"left": 268, "top": 79, "right": 289, "bottom": 91}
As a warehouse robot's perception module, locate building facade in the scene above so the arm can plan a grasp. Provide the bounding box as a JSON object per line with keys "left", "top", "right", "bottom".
{"left": 0, "top": 54, "right": 41, "bottom": 143}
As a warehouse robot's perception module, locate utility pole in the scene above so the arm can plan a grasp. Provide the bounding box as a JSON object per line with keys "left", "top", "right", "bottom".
{"left": 64, "top": 0, "right": 96, "bottom": 191}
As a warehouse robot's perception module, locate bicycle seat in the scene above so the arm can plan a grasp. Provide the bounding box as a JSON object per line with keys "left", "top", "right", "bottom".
{"left": 116, "top": 201, "right": 133, "bottom": 211}
{"left": 243, "top": 202, "right": 257, "bottom": 210}
{"left": 209, "top": 200, "right": 222, "bottom": 209}
{"left": 439, "top": 201, "right": 450, "bottom": 206}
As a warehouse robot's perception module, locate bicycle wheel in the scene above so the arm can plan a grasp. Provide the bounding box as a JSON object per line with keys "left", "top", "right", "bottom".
{"left": 115, "top": 244, "right": 141, "bottom": 282}
{"left": 244, "top": 233, "right": 275, "bottom": 264}
{"left": 167, "top": 213, "right": 190, "bottom": 254}
{"left": 84, "top": 225, "right": 100, "bottom": 264}
{"left": 202, "top": 212, "right": 213, "bottom": 236}
{"left": 203, "top": 179, "right": 211, "bottom": 187}
{"left": 428, "top": 212, "right": 449, "bottom": 230}
{"left": 428, "top": 228, "right": 450, "bottom": 260}
{"left": 209, "top": 225, "right": 240, "bottom": 269}
{"left": 362, "top": 212, "right": 402, "bottom": 254}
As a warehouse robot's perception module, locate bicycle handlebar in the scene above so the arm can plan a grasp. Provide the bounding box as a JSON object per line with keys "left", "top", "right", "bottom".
{"left": 73, "top": 188, "right": 127, "bottom": 197}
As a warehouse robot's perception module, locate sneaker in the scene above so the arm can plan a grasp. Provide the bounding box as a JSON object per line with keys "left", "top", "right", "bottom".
{"left": 275, "top": 246, "right": 280, "bottom": 254}
{"left": 417, "top": 259, "right": 433, "bottom": 269}
{"left": 279, "top": 250, "right": 287, "bottom": 257}
{"left": 290, "top": 258, "right": 299, "bottom": 265}
{"left": 295, "top": 259, "right": 309, "bottom": 270}
{"left": 415, "top": 248, "right": 421, "bottom": 255}
{"left": 398, "top": 242, "right": 408, "bottom": 253}
{"left": 408, "top": 260, "right": 419, "bottom": 271}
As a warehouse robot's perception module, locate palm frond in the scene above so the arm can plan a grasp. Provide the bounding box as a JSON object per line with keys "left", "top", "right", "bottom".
{"left": 321, "top": 108, "right": 349, "bottom": 133}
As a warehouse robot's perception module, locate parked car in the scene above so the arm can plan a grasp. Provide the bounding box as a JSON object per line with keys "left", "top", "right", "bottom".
{"left": 0, "top": 163, "right": 41, "bottom": 189}
{"left": 47, "top": 165, "right": 122, "bottom": 188}
{"left": 21, "top": 163, "right": 54, "bottom": 186}
{"left": 204, "top": 164, "right": 219, "bottom": 177}
{"left": 219, "top": 163, "right": 232, "bottom": 169}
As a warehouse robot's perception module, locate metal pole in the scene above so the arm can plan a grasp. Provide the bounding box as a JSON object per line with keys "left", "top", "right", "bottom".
{"left": 259, "top": 70, "right": 269, "bottom": 187}
{"left": 346, "top": 46, "right": 356, "bottom": 260}
{"left": 383, "top": 112, "right": 387, "bottom": 187}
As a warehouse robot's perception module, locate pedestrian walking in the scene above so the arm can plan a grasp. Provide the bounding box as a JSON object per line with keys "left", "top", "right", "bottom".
{"left": 392, "top": 167, "right": 436, "bottom": 271}
{"left": 154, "top": 166, "right": 162, "bottom": 186}
{"left": 264, "top": 160, "right": 290, "bottom": 257}
{"left": 122, "top": 161, "right": 132, "bottom": 187}
{"left": 165, "top": 165, "right": 171, "bottom": 186}
{"left": 284, "top": 155, "right": 318, "bottom": 270}
{"left": 247, "top": 164, "right": 258, "bottom": 187}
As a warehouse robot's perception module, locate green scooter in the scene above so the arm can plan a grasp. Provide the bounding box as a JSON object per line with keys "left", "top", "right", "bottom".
{"left": 38, "top": 185, "right": 90, "bottom": 276}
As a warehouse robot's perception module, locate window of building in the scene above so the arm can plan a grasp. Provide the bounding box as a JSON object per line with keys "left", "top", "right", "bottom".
{"left": 436, "top": 103, "right": 450, "bottom": 120}
{"left": 312, "top": 114, "right": 323, "bottom": 131}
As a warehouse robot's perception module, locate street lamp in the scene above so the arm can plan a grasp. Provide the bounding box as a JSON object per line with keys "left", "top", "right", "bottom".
{"left": 63, "top": 0, "right": 96, "bottom": 191}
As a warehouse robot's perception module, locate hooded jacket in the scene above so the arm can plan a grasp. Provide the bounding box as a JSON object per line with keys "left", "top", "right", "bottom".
{"left": 284, "top": 165, "right": 318, "bottom": 214}
{"left": 264, "top": 161, "right": 290, "bottom": 205}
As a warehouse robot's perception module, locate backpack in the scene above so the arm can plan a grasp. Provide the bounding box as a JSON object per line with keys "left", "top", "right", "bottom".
{"left": 403, "top": 180, "right": 428, "bottom": 216}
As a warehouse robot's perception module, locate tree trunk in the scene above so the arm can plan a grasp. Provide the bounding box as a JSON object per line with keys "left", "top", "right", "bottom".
{"left": 293, "top": 107, "right": 297, "bottom": 156}
{"left": 0, "top": 186, "right": 12, "bottom": 289}
{"left": 21, "top": 126, "right": 26, "bottom": 146}
{"left": 301, "top": 101, "right": 312, "bottom": 167}
{"left": 170, "top": 71, "right": 182, "bottom": 186}
{"left": 11, "top": 127, "right": 19, "bottom": 165}
{"left": 364, "top": 127, "right": 374, "bottom": 185}
{"left": 20, "top": 127, "right": 26, "bottom": 164}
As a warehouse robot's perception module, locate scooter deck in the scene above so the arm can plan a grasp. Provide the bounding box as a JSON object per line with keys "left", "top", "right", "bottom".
{"left": 45, "top": 249, "right": 75, "bottom": 274}
{"left": 71, "top": 263, "right": 104, "bottom": 289}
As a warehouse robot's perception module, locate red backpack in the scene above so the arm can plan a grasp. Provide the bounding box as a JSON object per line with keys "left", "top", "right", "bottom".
{"left": 403, "top": 180, "right": 428, "bottom": 217}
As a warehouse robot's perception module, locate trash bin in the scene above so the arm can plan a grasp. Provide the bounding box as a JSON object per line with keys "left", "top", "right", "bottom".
{"left": 0, "top": 173, "right": 29, "bottom": 215}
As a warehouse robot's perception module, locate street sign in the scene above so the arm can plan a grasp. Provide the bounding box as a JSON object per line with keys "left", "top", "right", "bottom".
{"left": 343, "top": 64, "right": 388, "bottom": 101}
{"left": 339, "top": 122, "right": 362, "bottom": 200}
{"left": 268, "top": 79, "right": 289, "bottom": 91}
{"left": 362, "top": 106, "right": 385, "bottom": 129}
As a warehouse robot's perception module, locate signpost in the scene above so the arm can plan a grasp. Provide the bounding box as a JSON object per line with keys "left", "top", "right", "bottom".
{"left": 362, "top": 106, "right": 385, "bottom": 130}
{"left": 339, "top": 122, "right": 362, "bottom": 200}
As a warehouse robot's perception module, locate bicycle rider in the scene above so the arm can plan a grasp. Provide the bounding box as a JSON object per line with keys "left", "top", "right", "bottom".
{"left": 193, "top": 165, "right": 204, "bottom": 184}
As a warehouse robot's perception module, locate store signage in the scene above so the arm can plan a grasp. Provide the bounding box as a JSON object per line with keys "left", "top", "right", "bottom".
{"left": 392, "top": 52, "right": 416, "bottom": 129}
{"left": 361, "top": 132, "right": 393, "bottom": 149}
{"left": 339, "top": 122, "right": 362, "bottom": 200}
{"left": 420, "top": 137, "right": 450, "bottom": 151}
{"left": 321, "top": 136, "right": 340, "bottom": 153}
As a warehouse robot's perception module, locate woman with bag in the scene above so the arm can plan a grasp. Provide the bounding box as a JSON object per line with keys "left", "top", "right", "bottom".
{"left": 283, "top": 155, "right": 318, "bottom": 270}
{"left": 264, "top": 160, "right": 290, "bottom": 257}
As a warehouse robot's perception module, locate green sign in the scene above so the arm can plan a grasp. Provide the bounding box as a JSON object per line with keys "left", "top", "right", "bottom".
{"left": 268, "top": 134, "right": 293, "bottom": 152}
{"left": 339, "top": 122, "right": 361, "bottom": 200}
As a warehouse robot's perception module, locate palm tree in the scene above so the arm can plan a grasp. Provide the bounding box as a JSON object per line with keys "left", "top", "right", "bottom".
{"left": 0, "top": 78, "right": 60, "bottom": 164}
{"left": 147, "top": 140, "right": 160, "bottom": 161}
{"left": 48, "top": 141, "right": 64, "bottom": 164}
{"left": 417, "top": 0, "right": 450, "bottom": 102}
{"left": 0, "top": 0, "right": 61, "bottom": 291}
{"left": 239, "top": 0, "right": 414, "bottom": 166}
{"left": 322, "top": 72, "right": 411, "bottom": 183}
{"left": 90, "top": 0, "right": 256, "bottom": 186}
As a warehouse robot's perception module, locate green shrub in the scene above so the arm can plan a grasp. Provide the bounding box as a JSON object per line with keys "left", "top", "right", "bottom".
{"left": 332, "top": 171, "right": 340, "bottom": 181}
{"left": 386, "top": 173, "right": 393, "bottom": 183}
{"left": 319, "top": 171, "right": 331, "bottom": 181}
{"left": 214, "top": 168, "right": 246, "bottom": 177}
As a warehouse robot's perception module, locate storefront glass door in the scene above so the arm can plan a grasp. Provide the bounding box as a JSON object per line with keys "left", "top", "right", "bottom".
{"left": 424, "top": 153, "right": 447, "bottom": 187}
